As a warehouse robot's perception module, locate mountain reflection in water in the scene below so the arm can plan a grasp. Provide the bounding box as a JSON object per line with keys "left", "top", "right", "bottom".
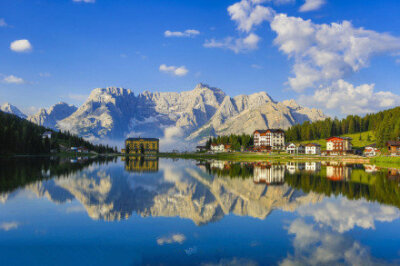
{"left": 0, "top": 157, "right": 400, "bottom": 265}
{"left": 1, "top": 158, "right": 400, "bottom": 223}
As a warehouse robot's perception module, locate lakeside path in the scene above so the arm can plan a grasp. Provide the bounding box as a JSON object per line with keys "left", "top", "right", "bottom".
{"left": 157, "top": 152, "right": 372, "bottom": 164}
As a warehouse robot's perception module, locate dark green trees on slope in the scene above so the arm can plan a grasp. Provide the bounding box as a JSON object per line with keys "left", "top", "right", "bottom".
{"left": 0, "top": 111, "right": 116, "bottom": 155}
{"left": 285, "top": 107, "right": 400, "bottom": 147}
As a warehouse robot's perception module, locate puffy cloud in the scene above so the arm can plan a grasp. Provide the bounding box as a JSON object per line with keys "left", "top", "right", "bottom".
{"left": 297, "top": 198, "right": 400, "bottom": 233}
{"left": 10, "top": 39, "right": 32, "bottom": 53}
{"left": 164, "top": 29, "right": 200, "bottom": 38}
{"left": 228, "top": 0, "right": 275, "bottom": 32}
{"left": 299, "top": 79, "right": 400, "bottom": 115}
{"left": 281, "top": 219, "right": 387, "bottom": 266}
{"left": 204, "top": 33, "right": 260, "bottom": 53}
{"left": 157, "top": 233, "right": 186, "bottom": 245}
{"left": 0, "top": 18, "right": 7, "bottom": 27}
{"left": 299, "top": 0, "right": 326, "bottom": 12}
{"left": 3, "top": 75, "right": 24, "bottom": 84}
{"left": 72, "top": 0, "right": 95, "bottom": 3}
{"left": 270, "top": 14, "right": 400, "bottom": 92}
{"left": 159, "top": 64, "right": 188, "bottom": 76}
{"left": 0, "top": 222, "right": 19, "bottom": 231}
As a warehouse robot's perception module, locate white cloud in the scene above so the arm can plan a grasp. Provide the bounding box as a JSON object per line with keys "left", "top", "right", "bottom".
{"left": 299, "top": 0, "right": 326, "bottom": 12}
{"left": 251, "top": 64, "right": 263, "bottom": 69}
{"left": 0, "top": 18, "right": 7, "bottom": 27}
{"left": 72, "top": 0, "right": 95, "bottom": 3}
{"left": 164, "top": 29, "right": 200, "bottom": 38}
{"left": 39, "top": 72, "right": 51, "bottom": 77}
{"left": 10, "top": 39, "right": 32, "bottom": 53}
{"left": 0, "top": 222, "right": 19, "bottom": 231}
{"left": 270, "top": 14, "right": 400, "bottom": 92}
{"left": 297, "top": 198, "right": 400, "bottom": 233}
{"left": 157, "top": 233, "right": 186, "bottom": 245}
{"left": 281, "top": 219, "right": 384, "bottom": 266}
{"left": 204, "top": 33, "right": 261, "bottom": 53}
{"left": 159, "top": 64, "right": 188, "bottom": 76}
{"left": 228, "top": 0, "right": 275, "bottom": 32}
{"left": 3, "top": 75, "right": 24, "bottom": 84}
{"left": 66, "top": 205, "right": 86, "bottom": 213}
{"left": 299, "top": 79, "right": 400, "bottom": 115}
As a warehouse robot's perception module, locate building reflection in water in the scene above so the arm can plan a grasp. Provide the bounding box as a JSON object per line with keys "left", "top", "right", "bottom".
{"left": 123, "top": 156, "right": 159, "bottom": 173}
{"left": 253, "top": 163, "right": 285, "bottom": 185}
{"left": 324, "top": 162, "right": 352, "bottom": 181}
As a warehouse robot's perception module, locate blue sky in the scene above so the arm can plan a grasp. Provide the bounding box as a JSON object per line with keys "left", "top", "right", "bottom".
{"left": 1, "top": 0, "right": 400, "bottom": 117}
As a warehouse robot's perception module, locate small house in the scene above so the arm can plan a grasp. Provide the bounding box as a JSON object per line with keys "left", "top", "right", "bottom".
{"left": 363, "top": 144, "right": 380, "bottom": 157}
{"left": 42, "top": 131, "right": 52, "bottom": 139}
{"left": 305, "top": 143, "right": 321, "bottom": 155}
{"left": 210, "top": 143, "right": 225, "bottom": 153}
{"left": 196, "top": 146, "right": 207, "bottom": 152}
{"left": 387, "top": 141, "right": 400, "bottom": 156}
{"left": 286, "top": 143, "right": 305, "bottom": 154}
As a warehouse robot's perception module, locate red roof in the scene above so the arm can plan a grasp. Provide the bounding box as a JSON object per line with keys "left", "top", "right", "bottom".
{"left": 326, "top": 136, "right": 352, "bottom": 141}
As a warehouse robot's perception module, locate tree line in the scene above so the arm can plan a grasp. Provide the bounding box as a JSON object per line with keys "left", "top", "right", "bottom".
{"left": 205, "top": 134, "right": 254, "bottom": 151}
{"left": 285, "top": 106, "right": 400, "bottom": 147}
{"left": 0, "top": 111, "right": 117, "bottom": 155}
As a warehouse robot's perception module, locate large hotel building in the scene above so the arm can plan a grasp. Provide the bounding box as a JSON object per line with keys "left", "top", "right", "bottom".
{"left": 253, "top": 129, "right": 285, "bottom": 150}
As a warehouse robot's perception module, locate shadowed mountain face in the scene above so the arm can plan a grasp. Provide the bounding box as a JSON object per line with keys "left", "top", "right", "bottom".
{"left": 15, "top": 159, "right": 323, "bottom": 224}
{"left": 11, "top": 84, "right": 325, "bottom": 147}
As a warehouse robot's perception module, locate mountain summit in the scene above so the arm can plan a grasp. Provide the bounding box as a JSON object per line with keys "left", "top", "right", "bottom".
{"left": 7, "top": 84, "right": 327, "bottom": 148}
{"left": 0, "top": 103, "right": 27, "bottom": 119}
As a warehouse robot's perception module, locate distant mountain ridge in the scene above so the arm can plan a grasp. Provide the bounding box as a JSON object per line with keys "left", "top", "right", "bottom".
{"left": 0, "top": 103, "right": 27, "bottom": 119}
{"left": 28, "top": 102, "right": 77, "bottom": 129}
{"left": 3, "top": 83, "right": 327, "bottom": 148}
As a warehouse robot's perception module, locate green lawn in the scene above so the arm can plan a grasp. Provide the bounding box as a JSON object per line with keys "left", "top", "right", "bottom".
{"left": 298, "top": 131, "right": 376, "bottom": 149}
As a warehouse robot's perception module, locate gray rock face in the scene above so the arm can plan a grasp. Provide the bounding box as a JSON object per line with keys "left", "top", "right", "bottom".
{"left": 28, "top": 102, "right": 77, "bottom": 129}
{"left": 0, "top": 103, "right": 27, "bottom": 119}
{"left": 54, "top": 83, "right": 326, "bottom": 144}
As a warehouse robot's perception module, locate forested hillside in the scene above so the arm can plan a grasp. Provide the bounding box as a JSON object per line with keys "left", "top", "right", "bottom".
{"left": 205, "top": 134, "right": 254, "bottom": 151}
{"left": 286, "top": 107, "right": 400, "bottom": 147}
{"left": 0, "top": 111, "right": 116, "bottom": 155}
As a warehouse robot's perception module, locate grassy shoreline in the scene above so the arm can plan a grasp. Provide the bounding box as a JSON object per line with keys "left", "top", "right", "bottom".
{"left": 157, "top": 152, "right": 372, "bottom": 163}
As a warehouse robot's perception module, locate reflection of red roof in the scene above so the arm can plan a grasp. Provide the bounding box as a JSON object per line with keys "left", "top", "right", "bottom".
{"left": 211, "top": 143, "right": 218, "bottom": 146}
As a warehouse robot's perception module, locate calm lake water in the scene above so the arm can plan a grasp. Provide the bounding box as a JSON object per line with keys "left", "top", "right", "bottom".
{"left": 1, "top": 157, "right": 400, "bottom": 266}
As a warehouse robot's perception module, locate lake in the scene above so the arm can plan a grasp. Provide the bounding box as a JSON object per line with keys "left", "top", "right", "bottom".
{"left": 0, "top": 157, "right": 400, "bottom": 266}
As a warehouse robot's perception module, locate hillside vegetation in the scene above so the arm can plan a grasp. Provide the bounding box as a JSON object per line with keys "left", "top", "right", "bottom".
{"left": 286, "top": 106, "right": 400, "bottom": 147}
{"left": 0, "top": 111, "right": 116, "bottom": 155}
{"left": 298, "top": 131, "right": 376, "bottom": 149}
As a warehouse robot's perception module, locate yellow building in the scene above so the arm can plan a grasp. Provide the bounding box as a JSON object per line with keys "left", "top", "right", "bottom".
{"left": 125, "top": 138, "right": 159, "bottom": 155}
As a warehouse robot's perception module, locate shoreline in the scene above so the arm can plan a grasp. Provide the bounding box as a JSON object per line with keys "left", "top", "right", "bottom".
{"left": 157, "top": 152, "right": 372, "bottom": 164}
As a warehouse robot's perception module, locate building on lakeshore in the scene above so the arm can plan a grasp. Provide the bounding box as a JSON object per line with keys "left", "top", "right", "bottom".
{"left": 253, "top": 129, "right": 285, "bottom": 150}
{"left": 387, "top": 141, "right": 400, "bottom": 156}
{"left": 42, "top": 131, "right": 52, "bottom": 139}
{"left": 125, "top": 138, "right": 159, "bottom": 155}
{"left": 363, "top": 144, "right": 380, "bottom": 157}
{"left": 196, "top": 146, "right": 207, "bottom": 152}
{"left": 210, "top": 143, "right": 231, "bottom": 153}
{"left": 305, "top": 143, "right": 321, "bottom": 155}
{"left": 286, "top": 143, "right": 305, "bottom": 154}
{"left": 326, "top": 137, "right": 353, "bottom": 155}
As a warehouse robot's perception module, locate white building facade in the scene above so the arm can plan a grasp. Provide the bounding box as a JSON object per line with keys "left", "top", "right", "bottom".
{"left": 286, "top": 143, "right": 305, "bottom": 154}
{"left": 305, "top": 143, "right": 321, "bottom": 155}
{"left": 253, "top": 129, "right": 285, "bottom": 150}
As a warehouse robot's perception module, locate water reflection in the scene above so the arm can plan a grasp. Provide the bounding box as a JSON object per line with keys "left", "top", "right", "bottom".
{"left": 1, "top": 158, "right": 400, "bottom": 265}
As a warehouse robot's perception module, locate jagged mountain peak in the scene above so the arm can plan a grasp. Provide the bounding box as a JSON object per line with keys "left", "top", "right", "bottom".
{"left": 28, "top": 102, "right": 78, "bottom": 130}
{"left": 0, "top": 102, "right": 27, "bottom": 119}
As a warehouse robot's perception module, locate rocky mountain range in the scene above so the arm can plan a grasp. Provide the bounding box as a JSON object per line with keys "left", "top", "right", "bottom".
{"left": 2, "top": 83, "right": 326, "bottom": 148}
{"left": 0, "top": 103, "right": 27, "bottom": 119}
